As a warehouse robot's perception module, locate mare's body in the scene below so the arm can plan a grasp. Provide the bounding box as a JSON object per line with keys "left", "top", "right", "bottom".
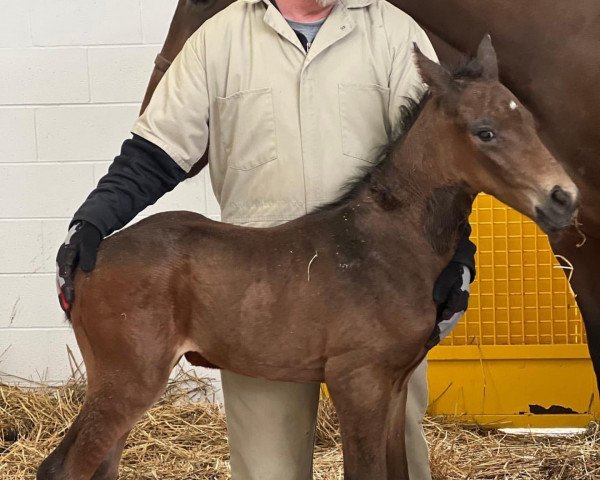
{"left": 392, "top": 0, "right": 600, "bottom": 388}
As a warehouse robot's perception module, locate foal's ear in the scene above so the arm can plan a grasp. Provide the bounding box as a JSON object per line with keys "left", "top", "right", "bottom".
{"left": 414, "top": 43, "right": 453, "bottom": 95}
{"left": 476, "top": 34, "right": 499, "bottom": 81}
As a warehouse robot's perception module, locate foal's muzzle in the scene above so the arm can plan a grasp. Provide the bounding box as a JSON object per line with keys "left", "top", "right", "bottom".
{"left": 535, "top": 185, "right": 579, "bottom": 234}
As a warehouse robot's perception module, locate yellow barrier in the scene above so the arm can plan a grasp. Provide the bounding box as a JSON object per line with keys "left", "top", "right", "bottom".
{"left": 427, "top": 195, "right": 599, "bottom": 427}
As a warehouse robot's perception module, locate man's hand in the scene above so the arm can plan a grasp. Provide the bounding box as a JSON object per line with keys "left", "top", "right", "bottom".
{"left": 432, "top": 262, "right": 471, "bottom": 340}
{"left": 56, "top": 221, "right": 102, "bottom": 313}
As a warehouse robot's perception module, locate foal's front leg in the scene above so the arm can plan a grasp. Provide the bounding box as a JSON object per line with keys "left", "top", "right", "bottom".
{"left": 325, "top": 358, "right": 411, "bottom": 480}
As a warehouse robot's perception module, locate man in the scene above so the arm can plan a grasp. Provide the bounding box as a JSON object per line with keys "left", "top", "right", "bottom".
{"left": 56, "top": 0, "right": 475, "bottom": 477}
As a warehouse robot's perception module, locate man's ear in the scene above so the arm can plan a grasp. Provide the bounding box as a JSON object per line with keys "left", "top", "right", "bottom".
{"left": 476, "top": 34, "right": 499, "bottom": 81}
{"left": 414, "top": 43, "right": 453, "bottom": 95}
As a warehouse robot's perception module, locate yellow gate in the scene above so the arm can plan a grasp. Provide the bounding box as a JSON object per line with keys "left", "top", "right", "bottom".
{"left": 427, "top": 194, "right": 600, "bottom": 428}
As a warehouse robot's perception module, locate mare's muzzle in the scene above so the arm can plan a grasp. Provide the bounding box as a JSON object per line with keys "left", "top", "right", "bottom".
{"left": 535, "top": 185, "right": 579, "bottom": 234}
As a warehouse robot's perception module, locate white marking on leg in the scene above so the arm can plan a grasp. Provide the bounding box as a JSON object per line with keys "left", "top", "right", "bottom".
{"left": 509, "top": 100, "right": 518, "bottom": 110}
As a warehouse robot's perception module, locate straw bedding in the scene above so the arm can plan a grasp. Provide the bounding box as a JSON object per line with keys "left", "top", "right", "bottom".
{"left": 1, "top": 371, "right": 599, "bottom": 480}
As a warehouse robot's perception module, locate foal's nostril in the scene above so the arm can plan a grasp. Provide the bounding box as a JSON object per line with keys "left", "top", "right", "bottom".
{"left": 550, "top": 185, "right": 572, "bottom": 209}
{"left": 537, "top": 185, "right": 577, "bottom": 232}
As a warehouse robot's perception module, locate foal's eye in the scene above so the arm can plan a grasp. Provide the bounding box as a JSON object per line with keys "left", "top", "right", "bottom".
{"left": 475, "top": 129, "right": 496, "bottom": 142}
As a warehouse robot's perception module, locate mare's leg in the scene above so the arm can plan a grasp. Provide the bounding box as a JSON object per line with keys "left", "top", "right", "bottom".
{"left": 37, "top": 310, "right": 176, "bottom": 480}
{"left": 551, "top": 230, "right": 600, "bottom": 391}
{"left": 324, "top": 358, "right": 410, "bottom": 480}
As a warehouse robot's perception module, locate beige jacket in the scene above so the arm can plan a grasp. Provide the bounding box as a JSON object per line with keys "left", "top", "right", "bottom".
{"left": 132, "top": 0, "right": 437, "bottom": 227}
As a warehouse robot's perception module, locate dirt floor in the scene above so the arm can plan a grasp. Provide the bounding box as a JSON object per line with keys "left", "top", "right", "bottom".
{"left": 1, "top": 371, "right": 599, "bottom": 479}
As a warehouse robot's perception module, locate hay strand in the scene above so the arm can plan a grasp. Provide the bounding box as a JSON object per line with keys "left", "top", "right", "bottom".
{"left": 573, "top": 216, "right": 587, "bottom": 248}
{"left": 1, "top": 372, "right": 599, "bottom": 479}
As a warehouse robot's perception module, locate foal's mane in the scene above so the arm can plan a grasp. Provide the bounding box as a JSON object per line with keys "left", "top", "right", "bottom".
{"left": 315, "top": 56, "right": 484, "bottom": 214}
{"left": 314, "top": 96, "right": 427, "bottom": 213}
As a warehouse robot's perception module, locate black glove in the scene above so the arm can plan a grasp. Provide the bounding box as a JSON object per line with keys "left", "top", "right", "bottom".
{"left": 58, "top": 136, "right": 187, "bottom": 314}
{"left": 433, "top": 261, "right": 470, "bottom": 323}
{"left": 56, "top": 221, "right": 102, "bottom": 313}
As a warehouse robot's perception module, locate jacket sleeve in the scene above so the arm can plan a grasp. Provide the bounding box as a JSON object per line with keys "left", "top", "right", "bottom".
{"left": 72, "top": 135, "right": 187, "bottom": 236}
{"left": 451, "top": 223, "right": 477, "bottom": 281}
{"left": 131, "top": 26, "right": 210, "bottom": 173}
{"left": 386, "top": 13, "right": 439, "bottom": 132}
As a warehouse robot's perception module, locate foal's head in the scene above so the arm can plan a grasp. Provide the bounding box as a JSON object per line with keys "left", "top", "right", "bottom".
{"left": 415, "top": 36, "right": 578, "bottom": 233}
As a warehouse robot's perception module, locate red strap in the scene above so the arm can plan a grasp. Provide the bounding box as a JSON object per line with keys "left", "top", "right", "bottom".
{"left": 58, "top": 291, "right": 71, "bottom": 313}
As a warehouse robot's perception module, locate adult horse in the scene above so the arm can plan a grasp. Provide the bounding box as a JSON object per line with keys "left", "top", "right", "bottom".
{"left": 38, "top": 40, "right": 578, "bottom": 480}
{"left": 392, "top": 0, "right": 600, "bottom": 392}
{"left": 144, "top": 0, "right": 600, "bottom": 391}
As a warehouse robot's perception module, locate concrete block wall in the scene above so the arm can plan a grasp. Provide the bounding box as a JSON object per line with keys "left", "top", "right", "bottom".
{"left": 0, "top": 1, "right": 221, "bottom": 387}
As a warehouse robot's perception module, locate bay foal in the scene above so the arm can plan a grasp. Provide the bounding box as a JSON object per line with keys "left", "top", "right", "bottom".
{"left": 38, "top": 38, "right": 578, "bottom": 480}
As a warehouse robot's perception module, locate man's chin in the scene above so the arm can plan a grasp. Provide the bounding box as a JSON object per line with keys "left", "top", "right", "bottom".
{"left": 314, "top": 0, "right": 337, "bottom": 7}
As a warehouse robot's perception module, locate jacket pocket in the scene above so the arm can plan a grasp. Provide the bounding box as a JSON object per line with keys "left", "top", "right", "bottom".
{"left": 216, "top": 87, "right": 278, "bottom": 171}
{"left": 339, "top": 83, "right": 391, "bottom": 163}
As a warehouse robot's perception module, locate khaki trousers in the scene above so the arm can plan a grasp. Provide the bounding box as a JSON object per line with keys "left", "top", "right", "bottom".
{"left": 221, "top": 358, "right": 431, "bottom": 480}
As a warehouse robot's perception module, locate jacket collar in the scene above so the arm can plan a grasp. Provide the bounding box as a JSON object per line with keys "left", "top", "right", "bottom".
{"left": 242, "top": 0, "right": 375, "bottom": 9}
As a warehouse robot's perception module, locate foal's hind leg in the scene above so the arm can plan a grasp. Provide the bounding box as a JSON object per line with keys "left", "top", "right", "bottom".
{"left": 325, "top": 358, "right": 411, "bottom": 480}
{"left": 37, "top": 312, "right": 176, "bottom": 480}
{"left": 38, "top": 369, "right": 169, "bottom": 480}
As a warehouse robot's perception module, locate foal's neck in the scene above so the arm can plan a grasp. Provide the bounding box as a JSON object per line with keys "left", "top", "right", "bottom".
{"left": 358, "top": 99, "right": 475, "bottom": 257}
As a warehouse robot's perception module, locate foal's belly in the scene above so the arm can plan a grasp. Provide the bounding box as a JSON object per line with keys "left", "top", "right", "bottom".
{"left": 179, "top": 306, "right": 433, "bottom": 384}
{"left": 183, "top": 326, "right": 329, "bottom": 383}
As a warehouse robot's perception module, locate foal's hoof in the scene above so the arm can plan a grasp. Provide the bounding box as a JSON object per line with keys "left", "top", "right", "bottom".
{"left": 36, "top": 459, "right": 58, "bottom": 480}
{"left": 37, "top": 451, "right": 71, "bottom": 480}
